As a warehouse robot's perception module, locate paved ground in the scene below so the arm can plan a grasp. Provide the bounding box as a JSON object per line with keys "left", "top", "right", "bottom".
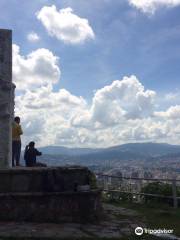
{"left": 0, "top": 204, "right": 144, "bottom": 239}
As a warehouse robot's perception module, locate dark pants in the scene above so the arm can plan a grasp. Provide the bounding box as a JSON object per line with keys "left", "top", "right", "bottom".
{"left": 26, "top": 162, "right": 47, "bottom": 167}
{"left": 12, "top": 141, "right": 21, "bottom": 166}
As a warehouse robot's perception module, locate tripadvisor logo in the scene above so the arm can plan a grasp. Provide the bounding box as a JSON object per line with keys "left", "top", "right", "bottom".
{"left": 135, "top": 227, "right": 174, "bottom": 236}
{"left": 135, "top": 227, "right": 143, "bottom": 236}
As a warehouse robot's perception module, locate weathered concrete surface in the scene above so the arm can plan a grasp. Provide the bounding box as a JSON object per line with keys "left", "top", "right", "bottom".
{"left": 103, "top": 203, "right": 139, "bottom": 217}
{"left": 0, "top": 29, "right": 15, "bottom": 167}
{"left": 0, "top": 166, "right": 102, "bottom": 223}
{"left": 0, "top": 166, "right": 94, "bottom": 192}
{"left": 0, "top": 204, "right": 144, "bottom": 239}
{"left": 0, "top": 190, "right": 102, "bottom": 223}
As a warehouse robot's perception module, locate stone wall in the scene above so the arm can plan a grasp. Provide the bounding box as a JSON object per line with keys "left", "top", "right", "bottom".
{"left": 0, "top": 166, "right": 94, "bottom": 192}
{"left": 0, "top": 166, "right": 102, "bottom": 223}
{"left": 0, "top": 190, "right": 102, "bottom": 223}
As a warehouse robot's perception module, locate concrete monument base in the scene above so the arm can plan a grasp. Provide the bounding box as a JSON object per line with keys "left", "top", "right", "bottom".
{"left": 0, "top": 166, "right": 102, "bottom": 223}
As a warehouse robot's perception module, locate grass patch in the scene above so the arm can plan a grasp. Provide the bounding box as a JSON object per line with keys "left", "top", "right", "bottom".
{"left": 106, "top": 199, "right": 180, "bottom": 237}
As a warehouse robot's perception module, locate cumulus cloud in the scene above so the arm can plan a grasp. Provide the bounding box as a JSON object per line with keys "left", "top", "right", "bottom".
{"left": 15, "top": 81, "right": 180, "bottom": 147}
{"left": 128, "top": 0, "right": 180, "bottom": 13}
{"left": 37, "top": 5, "right": 95, "bottom": 44}
{"left": 15, "top": 86, "right": 89, "bottom": 147}
{"left": 16, "top": 86, "right": 86, "bottom": 113}
{"left": 154, "top": 105, "right": 180, "bottom": 119}
{"left": 72, "top": 75, "right": 156, "bottom": 128}
{"left": 27, "top": 32, "right": 40, "bottom": 42}
{"left": 13, "top": 44, "right": 60, "bottom": 90}
{"left": 12, "top": 45, "right": 180, "bottom": 147}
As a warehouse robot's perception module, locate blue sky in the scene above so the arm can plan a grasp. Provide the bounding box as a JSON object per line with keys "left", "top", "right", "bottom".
{"left": 2, "top": 0, "right": 180, "bottom": 96}
{"left": 1, "top": 0, "right": 180, "bottom": 147}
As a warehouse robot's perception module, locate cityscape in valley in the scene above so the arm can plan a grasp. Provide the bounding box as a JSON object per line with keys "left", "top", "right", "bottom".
{"left": 36, "top": 142, "right": 180, "bottom": 199}
{"left": 38, "top": 142, "right": 180, "bottom": 181}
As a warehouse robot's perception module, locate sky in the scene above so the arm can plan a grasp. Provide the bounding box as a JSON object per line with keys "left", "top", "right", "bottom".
{"left": 1, "top": 0, "right": 180, "bottom": 148}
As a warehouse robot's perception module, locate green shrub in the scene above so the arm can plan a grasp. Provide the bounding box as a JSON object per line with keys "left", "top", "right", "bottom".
{"left": 89, "top": 172, "right": 97, "bottom": 189}
{"left": 141, "top": 182, "right": 180, "bottom": 206}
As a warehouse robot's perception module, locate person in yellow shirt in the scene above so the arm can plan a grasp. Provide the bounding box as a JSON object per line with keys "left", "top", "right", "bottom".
{"left": 12, "top": 116, "right": 23, "bottom": 167}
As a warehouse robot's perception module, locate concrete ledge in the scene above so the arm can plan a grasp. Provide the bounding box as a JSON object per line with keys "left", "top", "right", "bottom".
{"left": 0, "top": 166, "right": 93, "bottom": 192}
{"left": 0, "top": 189, "right": 100, "bottom": 197}
{"left": 0, "top": 190, "right": 102, "bottom": 223}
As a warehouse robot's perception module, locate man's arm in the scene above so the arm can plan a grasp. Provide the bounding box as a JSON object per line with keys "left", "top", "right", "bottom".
{"left": 36, "top": 149, "right": 42, "bottom": 156}
{"left": 18, "top": 125, "right": 23, "bottom": 135}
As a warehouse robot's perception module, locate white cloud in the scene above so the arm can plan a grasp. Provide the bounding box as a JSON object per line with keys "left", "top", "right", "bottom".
{"left": 15, "top": 86, "right": 88, "bottom": 147}
{"left": 15, "top": 79, "right": 180, "bottom": 147}
{"left": 154, "top": 105, "right": 180, "bottom": 119}
{"left": 72, "top": 75, "right": 156, "bottom": 128}
{"left": 15, "top": 72, "right": 180, "bottom": 147}
{"left": 13, "top": 45, "right": 180, "bottom": 147}
{"left": 13, "top": 44, "right": 60, "bottom": 90}
{"left": 27, "top": 32, "right": 40, "bottom": 42}
{"left": 128, "top": 0, "right": 180, "bottom": 13}
{"left": 16, "top": 86, "right": 86, "bottom": 113}
{"left": 37, "top": 5, "right": 95, "bottom": 44}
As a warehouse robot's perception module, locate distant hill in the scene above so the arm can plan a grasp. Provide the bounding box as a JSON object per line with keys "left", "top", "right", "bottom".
{"left": 38, "top": 142, "right": 180, "bottom": 167}
{"left": 40, "top": 142, "right": 180, "bottom": 157}
{"left": 39, "top": 145, "right": 102, "bottom": 156}
{"left": 106, "top": 142, "right": 180, "bottom": 157}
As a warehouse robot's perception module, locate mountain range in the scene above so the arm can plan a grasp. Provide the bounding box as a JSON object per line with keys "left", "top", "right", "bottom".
{"left": 39, "top": 142, "right": 180, "bottom": 166}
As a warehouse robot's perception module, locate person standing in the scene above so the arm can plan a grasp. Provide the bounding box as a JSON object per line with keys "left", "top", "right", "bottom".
{"left": 12, "top": 116, "right": 23, "bottom": 167}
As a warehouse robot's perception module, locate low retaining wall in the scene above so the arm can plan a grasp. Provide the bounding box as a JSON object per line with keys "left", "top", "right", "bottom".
{"left": 0, "top": 190, "right": 102, "bottom": 222}
{"left": 0, "top": 167, "right": 102, "bottom": 223}
{"left": 0, "top": 166, "right": 93, "bottom": 192}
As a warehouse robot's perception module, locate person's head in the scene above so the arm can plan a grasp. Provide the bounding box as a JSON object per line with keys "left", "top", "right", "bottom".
{"left": 14, "top": 116, "right": 20, "bottom": 124}
{"left": 29, "top": 141, "right": 35, "bottom": 148}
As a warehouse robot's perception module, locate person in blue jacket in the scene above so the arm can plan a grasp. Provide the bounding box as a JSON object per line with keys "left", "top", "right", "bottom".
{"left": 24, "top": 141, "right": 46, "bottom": 167}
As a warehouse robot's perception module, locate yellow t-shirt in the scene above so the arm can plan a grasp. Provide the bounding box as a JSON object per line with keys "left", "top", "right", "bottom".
{"left": 12, "top": 122, "right": 23, "bottom": 141}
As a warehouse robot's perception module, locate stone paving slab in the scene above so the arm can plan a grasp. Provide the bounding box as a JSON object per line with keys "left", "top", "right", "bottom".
{"left": 0, "top": 221, "right": 130, "bottom": 239}
{"left": 103, "top": 203, "right": 139, "bottom": 217}
{"left": 0, "top": 204, "right": 144, "bottom": 239}
{"left": 0, "top": 222, "right": 89, "bottom": 239}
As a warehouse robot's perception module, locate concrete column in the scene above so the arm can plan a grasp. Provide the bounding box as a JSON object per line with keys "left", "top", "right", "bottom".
{"left": 0, "top": 29, "right": 15, "bottom": 168}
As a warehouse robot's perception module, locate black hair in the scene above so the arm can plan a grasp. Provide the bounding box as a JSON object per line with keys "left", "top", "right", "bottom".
{"left": 29, "top": 141, "right": 35, "bottom": 147}
{"left": 14, "top": 116, "right": 20, "bottom": 122}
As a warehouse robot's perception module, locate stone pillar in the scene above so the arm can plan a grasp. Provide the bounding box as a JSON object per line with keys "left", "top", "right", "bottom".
{"left": 0, "top": 29, "right": 15, "bottom": 168}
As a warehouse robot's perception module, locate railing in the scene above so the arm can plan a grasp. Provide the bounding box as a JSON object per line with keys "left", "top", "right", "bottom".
{"left": 96, "top": 174, "right": 180, "bottom": 208}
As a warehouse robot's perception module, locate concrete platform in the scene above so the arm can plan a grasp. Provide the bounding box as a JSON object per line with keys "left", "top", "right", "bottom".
{"left": 0, "top": 166, "right": 102, "bottom": 223}
{"left": 0, "top": 166, "right": 93, "bottom": 192}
